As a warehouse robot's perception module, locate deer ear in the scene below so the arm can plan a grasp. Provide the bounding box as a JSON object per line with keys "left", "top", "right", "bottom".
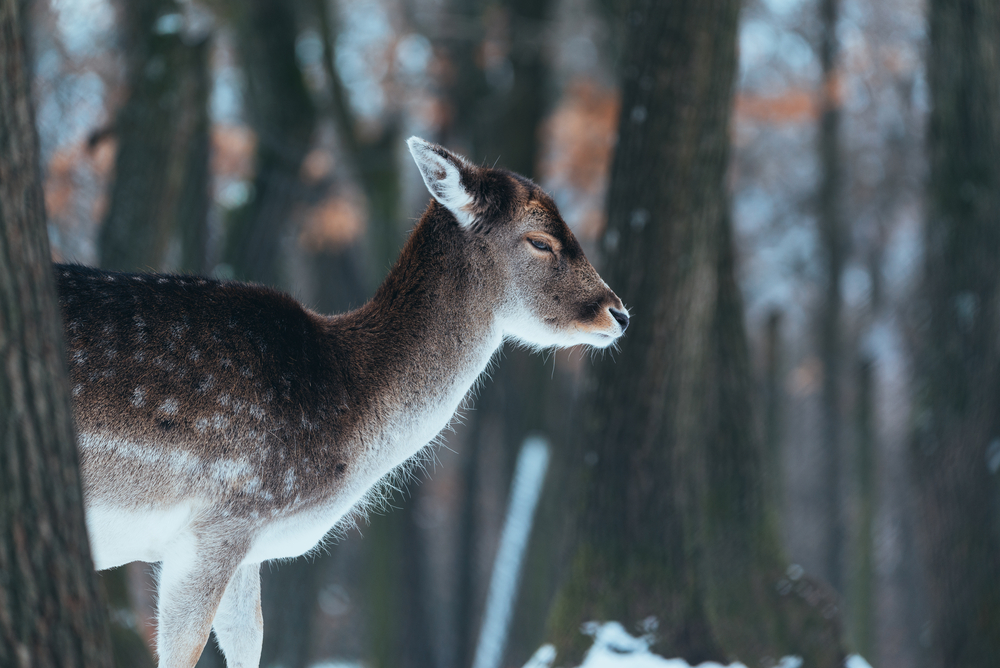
{"left": 407, "top": 137, "right": 476, "bottom": 228}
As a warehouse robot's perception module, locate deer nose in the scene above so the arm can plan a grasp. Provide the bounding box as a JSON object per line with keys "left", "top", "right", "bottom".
{"left": 610, "top": 308, "right": 629, "bottom": 332}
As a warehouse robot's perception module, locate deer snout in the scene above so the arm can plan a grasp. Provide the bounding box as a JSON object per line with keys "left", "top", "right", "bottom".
{"left": 610, "top": 307, "right": 630, "bottom": 332}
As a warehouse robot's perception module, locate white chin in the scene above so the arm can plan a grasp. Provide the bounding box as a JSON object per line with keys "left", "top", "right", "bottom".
{"left": 584, "top": 332, "right": 620, "bottom": 349}
{"left": 505, "top": 328, "right": 619, "bottom": 351}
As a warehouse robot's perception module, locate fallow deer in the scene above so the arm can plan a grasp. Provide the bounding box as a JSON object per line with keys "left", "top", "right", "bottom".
{"left": 57, "top": 137, "right": 629, "bottom": 668}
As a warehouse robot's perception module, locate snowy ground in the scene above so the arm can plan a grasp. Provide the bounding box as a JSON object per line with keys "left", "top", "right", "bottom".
{"left": 310, "top": 620, "right": 872, "bottom": 668}
{"left": 520, "top": 621, "right": 873, "bottom": 668}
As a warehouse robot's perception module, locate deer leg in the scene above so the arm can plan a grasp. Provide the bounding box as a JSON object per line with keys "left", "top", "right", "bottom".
{"left": 210, "top": 562, "right": 263, "bottom": 668}
{"left": 155, "top": 537, "right": 247, "bottom": 668}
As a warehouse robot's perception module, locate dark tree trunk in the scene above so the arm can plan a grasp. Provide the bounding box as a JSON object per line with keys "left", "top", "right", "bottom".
{"left": 99, "top": 0, "right": 211, "bottom": 273}
{"left": 0, "top": 1, "right": 113, "bottom": 664}
{"left": 223, "top": 0, "right": 317, "bottom": 286}
{"left": 912, "top": 1, "right": 1000, "bottom": 666}
{"left": 849, "top": 357, "right": 876, "bottom": 660}
{"left": 544, "top": 0, "right": 845, "bottom": 664}
{"left": 817, "top": 0, "right": 846, "bottom": 598}
{"left": 763, "top": 310, "right": 785, "bottom": 516}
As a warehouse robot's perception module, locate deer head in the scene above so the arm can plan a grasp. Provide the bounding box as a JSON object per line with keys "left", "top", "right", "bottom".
{"left": 407, "top": 137, "right": 629, "bottom": 351}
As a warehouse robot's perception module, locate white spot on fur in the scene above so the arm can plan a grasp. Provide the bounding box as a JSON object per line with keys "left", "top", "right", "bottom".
{"left": 283, "top": 468, "right": 296, "bottom": 495}
{"left": 73, "top": 350, "right": 86, "bottom": 364}
{"left": 160, "top": 398, "right": 179, "bottom": 415}
{"left": 240, "top": 366, "right": 253, "bottom": 378}
{"left": 195, "top": 417, "right": 209, "bottom": 433}
{"left": 197, "top": 374, "right": 214, "bottom": 393}
{"left": 189, "top": 348, "right": 201, "bottom": 361}
{"left": 218, "top": 394, "right": 230, "bottom": 407}
{"left": 212, "top": 413, "right": 229, "bottom": 430}
{"left": 249, "top": 404, "right": 265, "bottom": 420}
{"left": 133, "top": 351, "right": 145, "bottom": 362}
{"left": 157, "top": 450, "right": 201, "bottom": 479}
{"left": 132, "top": 387, "right": 146, "bottom": 407}
{"left": 208, "top": 458, "right": 252, "bottom": 482}
{"left": 73, "top": 384, "right": 83, "bottom": 397}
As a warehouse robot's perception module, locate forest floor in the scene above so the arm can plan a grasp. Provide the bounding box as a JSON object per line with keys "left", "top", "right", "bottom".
{"left": 520, "top": 621, "right": 873, "bottom": 668}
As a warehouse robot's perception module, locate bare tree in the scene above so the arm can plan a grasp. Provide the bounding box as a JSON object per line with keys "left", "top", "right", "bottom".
{"left": 817, "top": 0, "right": 846, "bottom": 598}
{"left": 98, "top": 0, "right": 211, "bottom": 273}
{"left": 543, "top": 0, "right": 845, "bottom": 664}
{"left": 912, "top": 0, "right": 1000, "bottom": 665}
{"left": 0, "top": 0, "right": 113, "bottom": 664}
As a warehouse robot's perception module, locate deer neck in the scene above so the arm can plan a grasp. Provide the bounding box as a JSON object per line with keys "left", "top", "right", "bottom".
{"left": 332, "top": 212, "right": 504, "bottom": 478}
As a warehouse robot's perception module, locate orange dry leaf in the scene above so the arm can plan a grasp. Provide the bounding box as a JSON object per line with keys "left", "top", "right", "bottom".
{"left": 45, "top": 149, "right": 77, "bottom": 219}
{"left": 301, "top": 149, "right": 335, "bottom": 183}
{"left": 299, "top": 195, "right": 366, "bottom": 251}
{"left": 735, "top": 90, "right": 818, "bottom": 124}
{"left": 541, "top": 78, "right": 620, "bottom": 195}
{"left": 211, "top": 125, "right": 256, "bottom": 180}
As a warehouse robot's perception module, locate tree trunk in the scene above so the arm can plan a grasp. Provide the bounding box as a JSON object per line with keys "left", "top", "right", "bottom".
{"left": 223, "top": 0, "right": 316, "bottom": 286}
{"left": 0, "top": 1, "right": 113, "bottom": 664}
{"left": 99, "top": 0, "right": 211, "bottom": 273}
{"left": 817, "top": 0, "right": 846, "bottom": 598}
{"left": 849, "top": 357, "right": 875, "bottom": 660}
{"left": 763, "top": 310, "right": 785, "bottom": 520}
{"left": 912, "top": 1, "right": 1000, "bottom": 666}
{"left": 544, "top": 0, "right": 845, "bottom": 664}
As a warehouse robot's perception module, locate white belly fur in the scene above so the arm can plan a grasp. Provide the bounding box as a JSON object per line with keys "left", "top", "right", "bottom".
{"left": 87, "top": 495, "right": 362, "bottom": 570}
{"left": 87, "top": 503, "right": 198, "bottom": 569}
{"left": 81, "top": 344, "right": 496, "bottom": 571}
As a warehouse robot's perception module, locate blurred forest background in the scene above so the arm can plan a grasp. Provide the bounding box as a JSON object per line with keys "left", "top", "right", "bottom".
{"left": 9, "top": 0, "right": 1000, "bottom": 665}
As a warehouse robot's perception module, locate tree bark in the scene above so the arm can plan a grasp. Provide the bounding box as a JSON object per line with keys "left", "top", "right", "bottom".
{"left": 0, "top": 0, "right": 114, "bottom": 664}
{"left": 544, "top": 0, "right": 845, "bottom": 664}
{"left": 817, "top": 0, "right": 846, "bottom": 597}
{"left": 223, "top": 0, "right": 317, "bottom": 286}
{"left": 849, "top": 357, "right": 875, "bottom": 660}
{"left": 763, "top": 310, "right": 785, "bottom": 518}
{"left": 912, "top": 1, "right": 1000, "bottom": 666}
{"left": 99, "top": 0, "right": 211, "bottom": 273}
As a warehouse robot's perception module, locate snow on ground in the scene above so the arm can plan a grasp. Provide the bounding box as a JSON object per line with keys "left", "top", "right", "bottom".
{"left": 520, "top": 621, "right": 872, "bottom": 668}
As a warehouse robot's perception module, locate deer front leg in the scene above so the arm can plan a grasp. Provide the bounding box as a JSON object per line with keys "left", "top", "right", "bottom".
{"left": 211, "top": 563, "right": 263, "bottom": 668}
{"left": 155, "top": 536, "right": 248, "bottom": 668}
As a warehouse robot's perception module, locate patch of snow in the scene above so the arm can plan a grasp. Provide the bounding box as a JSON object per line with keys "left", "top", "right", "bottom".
{"left": 523, "top": 621, "right": 867, "bottom": 668}
{"left": 845, "top": 655, "right": 873, "bottom": 668}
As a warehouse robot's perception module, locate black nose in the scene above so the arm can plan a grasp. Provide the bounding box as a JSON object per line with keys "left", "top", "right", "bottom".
{"left": 610, "top": 308, "right": 629, "bottom": 332}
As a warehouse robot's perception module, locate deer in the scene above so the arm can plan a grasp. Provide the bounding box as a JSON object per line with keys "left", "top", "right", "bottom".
{"left": 57, "top": 137, "right": 629, "bottom": 668}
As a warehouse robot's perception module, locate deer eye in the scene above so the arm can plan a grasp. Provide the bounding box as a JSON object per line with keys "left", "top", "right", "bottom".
{"left": 529, "top": 238, "right": 552, "bottom": 252}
